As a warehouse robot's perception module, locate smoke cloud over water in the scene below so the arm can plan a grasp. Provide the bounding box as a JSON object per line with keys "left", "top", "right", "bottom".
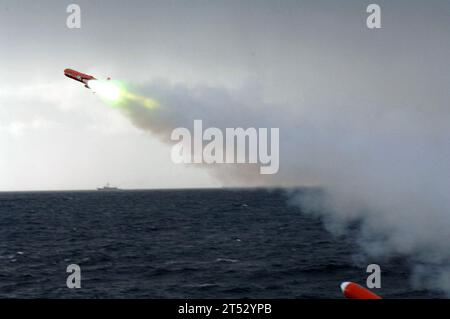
{"left": 97, "top": 75, "right": 450, "bottom": 294}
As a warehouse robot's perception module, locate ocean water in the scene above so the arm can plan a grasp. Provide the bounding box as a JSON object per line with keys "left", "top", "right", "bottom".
{"left": 0, "top": 189, "right": 441, "bottom": 298}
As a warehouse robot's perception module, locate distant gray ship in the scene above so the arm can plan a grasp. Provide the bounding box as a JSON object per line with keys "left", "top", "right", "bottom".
{"left": 97, "top": 183, "right": 120, "bottom": 191}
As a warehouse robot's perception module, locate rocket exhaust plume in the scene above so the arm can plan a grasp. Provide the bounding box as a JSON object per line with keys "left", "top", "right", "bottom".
{"left": 88, "top": 80, "right": 122, "bottom": 102}
{"left": 89, "top": 80, "right": 159, "bottom": 112}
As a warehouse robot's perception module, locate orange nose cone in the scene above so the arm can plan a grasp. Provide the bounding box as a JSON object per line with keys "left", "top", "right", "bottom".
{"left": 341, "top": 282, "right": 382, "bottom": 299}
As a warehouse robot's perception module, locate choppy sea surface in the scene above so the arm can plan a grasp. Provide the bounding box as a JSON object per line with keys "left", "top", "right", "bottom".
{"left": 0, "top": 189, "right": 441, "bottom": 298}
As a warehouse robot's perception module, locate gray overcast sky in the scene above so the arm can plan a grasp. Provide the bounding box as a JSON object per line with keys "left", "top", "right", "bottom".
{"left": 1, "top": 0, "right": 449, "bottom": 190}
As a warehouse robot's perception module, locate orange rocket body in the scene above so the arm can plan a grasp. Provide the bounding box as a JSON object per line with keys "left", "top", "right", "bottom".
{"left": 64, "top": 68, "right": 96, "bottom": 88}
{"left": 341, "top": 282, "right": 382, "bottom": 299}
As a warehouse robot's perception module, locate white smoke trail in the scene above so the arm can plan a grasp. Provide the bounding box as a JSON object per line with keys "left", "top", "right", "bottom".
{"left": 106, "top": 76, "right": 450, "bottom": 295}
